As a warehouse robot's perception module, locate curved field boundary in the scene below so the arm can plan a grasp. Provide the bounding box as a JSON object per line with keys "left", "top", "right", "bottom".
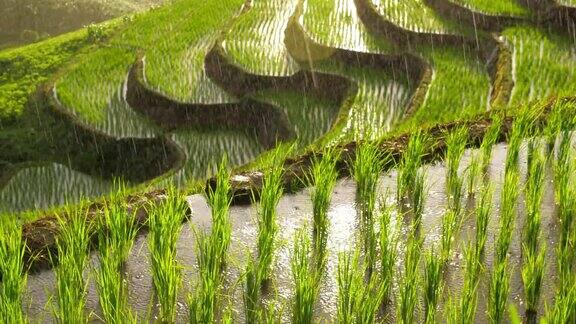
{"left": 354, "top": 0, "right": 497, "bottom": 59}
{"left": 17, "top": 96, "right": 576, "bottom": 273}
{"left": 424, "top": 0, "right": 528, "bottom": 31}
{"left": 284, "top": 1, "right": 431, "bottom": 125}
{"left": 126, "top": 57, "right": 295, "bottom": 150}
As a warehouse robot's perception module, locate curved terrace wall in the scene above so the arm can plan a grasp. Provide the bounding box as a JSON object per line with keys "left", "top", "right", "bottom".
{"left": 126, "top": 57, "right": 295, "bottom": 149}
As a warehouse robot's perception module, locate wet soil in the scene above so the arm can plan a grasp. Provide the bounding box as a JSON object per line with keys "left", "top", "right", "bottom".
{"left": 24, "top": 142, "right": 559, "bottom": 322}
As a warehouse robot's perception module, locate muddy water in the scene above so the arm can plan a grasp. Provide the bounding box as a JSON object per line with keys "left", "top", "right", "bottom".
{"left": 24, "top": 142, "right": 559, "bottom": 322}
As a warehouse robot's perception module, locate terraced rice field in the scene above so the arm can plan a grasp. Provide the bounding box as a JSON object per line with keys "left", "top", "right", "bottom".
{"left": 1, "top": 0, "right": 576, "bottom": 322}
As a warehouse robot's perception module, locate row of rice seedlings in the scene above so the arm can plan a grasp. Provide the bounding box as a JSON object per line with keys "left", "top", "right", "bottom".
{"left": 504, "top": 26, "right": 576, "bottom": 109}
{"left": 95, "top": 187, "right": 139, "bottom": 323}
{"left": 53, "top": 209, "right": 91, "bottom": 323}
{"left": 0, "top": 218, "right": 27, "bottom": 323}
{"left": 446, "top": 242, "right": 481, "bottom": 323}
{"left": 398, "top": 47, "right": 491, "bottom": 131}
{"left": 371, "top": 0, "right": 465, "bottom": 34}
{"left": 398, "top": 225, "right": 423, "bottom": 324}
{"left": 397, "top": 131, "right": 427, "bottom": 202}
{"left": 353, "top": 140, "right": 386, "bottom": 273}
{"left": 190, "top": 159, "right": 232, "bottom": 323}
{"left": 336, "top": 249, "right": 385, "bottom": 323}
{"left": 291, "top": 228, "right": 321, "bottom": 324}
{"left": 224, "top": 0, "right": 299, "bottom": 76}
{"left": 0, "top": 163, "right": 112, "bottom": 214}
{"left": 522, "top": 144, "right": 546, "bottom": 316}
{"left": 304, "top": 0, "right": 394, "bottom": 52}
{"left": 147, "top": 187, "right": 187, "bottom": 322}
{"left": 451, "top": 0, "right": 530, "bottom": 16}
{"left": 256, "top": 150, "right": 286, "bottom": 285}
{"left": 308, "top": 148, "right": 340, "bottom": 269}
{"left": 445, "top": 126, "right": 468, "bottom": 214}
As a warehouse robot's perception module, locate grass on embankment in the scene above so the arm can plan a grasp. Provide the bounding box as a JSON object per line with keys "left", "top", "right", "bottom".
{"left": 0, "top": 24, "right": 113, "bottom": 124}
{"left": 452, "top": 0, "right": 530, "bottom": 16}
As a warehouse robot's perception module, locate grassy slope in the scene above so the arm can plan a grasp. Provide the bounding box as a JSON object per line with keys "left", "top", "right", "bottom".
{"left": 0, "top": 28, "right": 99, "bottom": 123}
{"left": 451, "top": 0, "right": 530, "bottom": 16}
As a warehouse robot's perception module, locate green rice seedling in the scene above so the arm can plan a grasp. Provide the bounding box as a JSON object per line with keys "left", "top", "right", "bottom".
{"left": 337, "top": 249, "right": 385, "bottom": 324}
{"left": 398, "top": 228, "right": 423, "bottom": 324}
{"left": 522, "top": 245, "right": 546, "bottom": 315}
{"left": 95, "top": 193, "right": 139, "bottom": 323}
{"left": 353, "top": 140, "right": 386, "bottom": 274}
{"left": 554, "top": 130, "right": 573, "bottom": 204}
{"left": 397, "top": 131, "right": 427, "bottom": 203}
{"left": 308, "top": 148, "right": 340, "bottom": 269}
{"left": 505, "top": 110, "right": 531, "bottom": 174}
{"left": 190, "top": 158, "right": 234, "bottom": 323}
{"left": 337, "top": 251, "right": 361, "bottom": 324}
{"left": 475, "top": 183, "right": 493, "bottom": 258}
{"left": 189, "top": 231, "right": 219, "bottom": 324}
{"left": 206, "top": 157, "right": 233, "bottom": 269}
{"left": 495, "top": 169, "right": 520, "bottom": 264}
{"left": 0, "top": 218, "right": 27, "bottom": 324}
{"left": 291, "top": 228, "right": 320, "bottom": 324}
{"left": 244, "top": 256, "right": 260, "bottom": 324}
{"left": 488, "top": 260, "right": 510, "bottom": 324}
{"left": 466, "top": 152, "right": 481, "bottom": 196}
{"left": 480, "top": 114, "right": 503, "bottom": 174}
{"left": 412, "top": 169, "right": 427, "bottom": 225}
{"left": 257, "top": 152, "right": 285, "bottom": 284}
{"left": 379, "top": 203, "right": 397, "bottom": 302}
{"left": 353, "top": 140, "right": 385, "bottom": 223}
{"left": 441, "top": 210, "right": 459, "bottom": 264}
{"left": 524, "top": 147, "right": 545, "bottom": 257}
{"left": 544, "top": 275, "right": 576, "bottom": 324}
{"left": 147, "top": 188, "right": 187, "bottom": 323}
{"left": 53, "top": 209, "right": 91, "bottom": 323}
{"left": 445, "top": 127, "right": 468, "bottom": 214}
{"left": 424, "top": 249, "right": 442, "bottom": 324}
{"left": 447, "top": 243, "right": 481, "bottom": 324}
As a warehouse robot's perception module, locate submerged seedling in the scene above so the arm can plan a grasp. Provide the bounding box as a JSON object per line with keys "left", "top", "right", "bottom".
{"left": 291, "top": 228, "right": 320, "bottom": 324}
{"left": 445, "top": 126, "right": 468, "bottom": 213}
{"left": 397, "top": 131, "right": 427, "bottom": 203}
{"left": 257, "top": 150, "right": 285, "bottom": 284}
{"left": 424, "top": 249, "right": 442, "bottom": 324}
{"left": 308, "top": 147, "right": 339, "bottom": 269}
{"left": 148, "top": 188, "right": 187, "bottom": 323}
{"left": 95, "top": 193, "right": 139, "bottom": 323}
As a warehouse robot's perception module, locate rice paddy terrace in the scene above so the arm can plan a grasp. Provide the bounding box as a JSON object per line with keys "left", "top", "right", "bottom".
{"left": 1, "top": 0, "right": 576, "bottom": 323}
